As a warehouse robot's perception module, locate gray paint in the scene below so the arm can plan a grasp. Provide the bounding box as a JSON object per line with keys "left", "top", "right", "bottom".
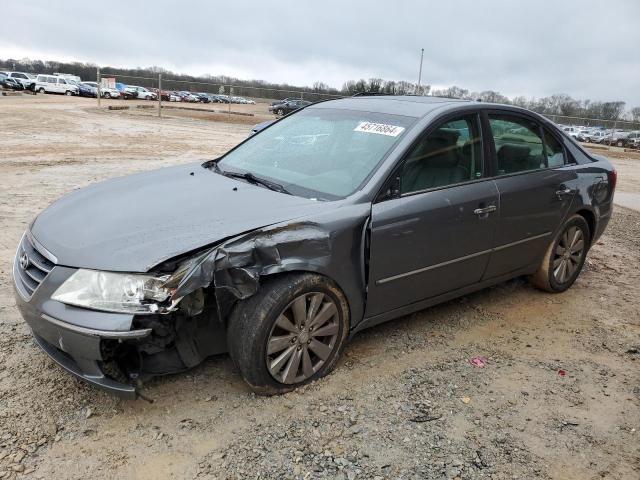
{"left": 13, "top": 96, "right": 616, "bottom": 397}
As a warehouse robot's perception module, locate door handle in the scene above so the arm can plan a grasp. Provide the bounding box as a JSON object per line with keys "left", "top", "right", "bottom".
{"left": 474, "top": 205, "right": 497, "bottom": 215}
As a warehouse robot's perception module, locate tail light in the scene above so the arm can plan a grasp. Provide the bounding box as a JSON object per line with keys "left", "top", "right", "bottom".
{"left": 608, "top": 168, "right": 617, "bottom": 192}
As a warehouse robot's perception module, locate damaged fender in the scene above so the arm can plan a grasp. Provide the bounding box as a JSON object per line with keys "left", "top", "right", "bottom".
{"left": 164, "top": 204, "right": 372, "bottom": 328}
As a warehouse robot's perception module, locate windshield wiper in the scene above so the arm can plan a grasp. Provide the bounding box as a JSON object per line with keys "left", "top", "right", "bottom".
{"left": 205, "top": 160, "right": 291, "bottom": 195}
{"left": 222, "top": 169, "right": 291, "bottom": 195}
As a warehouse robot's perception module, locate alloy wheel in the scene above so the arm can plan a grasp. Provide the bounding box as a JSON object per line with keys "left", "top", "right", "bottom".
{"left": 552, "top": 226, "right": 585, "bottom": 283}
{"left": 265, "top": 292, "right": 340, "bottom": 384}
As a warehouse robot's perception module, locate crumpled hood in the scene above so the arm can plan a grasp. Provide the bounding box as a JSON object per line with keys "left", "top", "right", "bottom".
{"left": 31, "top": 162, "right": 325, "bottom": 272}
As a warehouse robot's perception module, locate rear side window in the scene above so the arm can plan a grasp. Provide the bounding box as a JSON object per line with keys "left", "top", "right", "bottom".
{"left": 488, "top": 115, "right": 545, "bottom": 175}
{"left": 400, "top": 114, "right": 483, "bottom": 194}
{"left": 543, "top": 129, "right": 566, "bottom": 167}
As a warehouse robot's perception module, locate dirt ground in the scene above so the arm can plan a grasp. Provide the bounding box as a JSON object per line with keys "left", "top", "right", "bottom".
{"left": 0, "top": 95, "right": 638, "bottom": 480}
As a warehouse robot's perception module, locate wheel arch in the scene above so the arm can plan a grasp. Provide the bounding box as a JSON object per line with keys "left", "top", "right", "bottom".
{"left": 574, "top": 208, "right": 596, "bottom": 242}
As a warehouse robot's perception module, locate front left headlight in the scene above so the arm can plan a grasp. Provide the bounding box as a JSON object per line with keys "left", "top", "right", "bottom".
{"left": 51, "top": 248, "right": 216, "bottom": 315}
{"left": 51, "top": 269, "right": 172, "bottom": 314}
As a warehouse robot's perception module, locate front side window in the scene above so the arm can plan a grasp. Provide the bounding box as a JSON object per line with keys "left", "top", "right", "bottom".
{"left": 489, "top": 115, "right": 545, "bottom": 175}
{"left": 543, "top": 129, "right": 566, "bottom": 167}
{"left": 217, "top": 108, "right": 416, "bottom": 200}
{"left": 400, "top": 115, "right": 483, "bottom": 194}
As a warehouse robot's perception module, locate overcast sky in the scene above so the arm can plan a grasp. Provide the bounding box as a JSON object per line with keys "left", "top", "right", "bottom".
{"left": 2, "top": 1, "right": 639, "bottom": 105}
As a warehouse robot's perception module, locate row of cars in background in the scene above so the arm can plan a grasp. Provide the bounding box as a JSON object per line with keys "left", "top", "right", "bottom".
{"left": 560, "top": 124, "right": 640, "bottom": 148}
{"left": 0, "top": 70, "right": 257, "bottom": 104}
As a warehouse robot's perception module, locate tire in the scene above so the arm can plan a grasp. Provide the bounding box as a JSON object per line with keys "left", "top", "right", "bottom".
{"left": 277, "top": 108, "right": 284, "bottom": 116}
{"left": 65, "top": 90, "right": 73, "bottom": 96}
{"left": 227, "top": 273, "right": 350, "bottom": 395}
{"left": 104, "top": 92, "right": 111, "bottom": 99}
{"left": 617, "top": 141, "right": 623, "bottom": 147}
{"left": 529, "top": 214, "right": 591, "bottom": 293}
{"left": 38, "top": 87, "right": 45, "bottom": 94}
{"left": 585, "top": 138, "right": 591, "bottom": 143}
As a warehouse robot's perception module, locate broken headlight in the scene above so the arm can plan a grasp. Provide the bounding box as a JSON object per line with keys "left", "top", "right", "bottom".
{"left": 51, "top": 249, "right": 216, "bottom": 315}
{"left": 51, "top": 270, "right": 172, "bottom": 314}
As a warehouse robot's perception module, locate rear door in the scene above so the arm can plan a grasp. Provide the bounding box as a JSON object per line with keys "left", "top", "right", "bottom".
{"left": 365, "top": 111, "right": 499, "bottom": 318}
{"left": 482, "top": 111, "right": 577, "bottom": 279}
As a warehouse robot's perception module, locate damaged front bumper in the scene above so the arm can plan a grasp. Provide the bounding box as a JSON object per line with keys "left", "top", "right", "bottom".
{"left": 14, "top": 262, "right": 228, "bottom": 399}
{"left": 14, "top": 267, "right": 148, "bottom": 399}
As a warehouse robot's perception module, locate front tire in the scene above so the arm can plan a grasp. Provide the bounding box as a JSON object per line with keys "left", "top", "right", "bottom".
{"left": 276, "top": 108, "right": 284, "bottom": 116}
{"left": 38, "top": 87, "right": 45, "bottom": 94}
{"left": 227, "top": 273, "right": 350, "bottom": 395}
{"left": 65, "top": 90, "right": 73, "bottom": 96}
{"left": 529, "top": 214, "right": 590, "bottom": 293}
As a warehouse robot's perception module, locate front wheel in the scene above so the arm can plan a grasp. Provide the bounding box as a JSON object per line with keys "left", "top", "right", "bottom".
{"left": 227, "top": 273, "right": 350, "bottom": 395}
{"left": 65, "top": 90, "right": 73, "bottom": 96}
{"left": 104, "top": 92, "right": 111, "bottom": 99}
{"left": 38, "top": 87, "right": 45, "bottom": 94}
{"left": 529, "top": 214, "right": 590, "bottom": 293}
{"left": 276, "top": 108, "right": 284, "bottom": 116}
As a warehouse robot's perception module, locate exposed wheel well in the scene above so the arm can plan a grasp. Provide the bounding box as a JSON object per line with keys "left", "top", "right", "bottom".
{"left": 575, "top": 209, "right": 595, "bottom": 241}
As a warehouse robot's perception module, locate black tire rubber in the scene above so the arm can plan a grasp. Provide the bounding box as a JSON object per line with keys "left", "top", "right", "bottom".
{"left": 38, "top": 87, "right": 45, "bottom": 94}
{"left": 277, "top": 108, "right": 284, "bottom": 116}
{"left": 227, "top": 273, "right": 350, "bottom": 395}
{"left": 104, "top": 92, "right": 111, "bottom": 99}
{"left": 65, "top": 90, "right": 72, "bottom": 96}
{"left": 529, "top": 214, "right": 591, "bottom": 293}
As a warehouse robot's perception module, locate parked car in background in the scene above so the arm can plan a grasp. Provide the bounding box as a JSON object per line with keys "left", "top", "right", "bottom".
{"left": 82, "top": 82, "right": 121, "bottom": 99}
{"left": 169, "top": 91, "right": 182, "bottom": 102}
{"left": 584, "top": 130, "right": 608, "bottom": 143}
{"left": 34, "top": 74, "right": 79, "bottom": 95}
{"left": 622, "top": 131, "right": 640, "bottom": 148}
{"left": 194, "top": 93, "right": 211, "bottom": 103}
{"left": 0, "top": 73, "right": 24, "bottom": 91}
{"left": 269, "top": 99, "right": 312, "bottom": 116}
{"left": 270, "top": 97, "right": 301, "bottom": 107}
{"left": 125, "top": 86, "right": 156, "bottom": 100}
{"left": 77, "top": 82, "right": 97, "bottom": 98}
{"left": 178, "top": 91, "right": 199, "bottom": 102}
{"left": 3, "top": 72, "right": 36, "bottom": 89}
{"left": 12, "top": 96, "right": 616, "bottom": 398}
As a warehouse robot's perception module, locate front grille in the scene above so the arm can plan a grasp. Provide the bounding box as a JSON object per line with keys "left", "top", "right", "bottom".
{"left": 14, "top": 233, "right": 55, "bottom": 299}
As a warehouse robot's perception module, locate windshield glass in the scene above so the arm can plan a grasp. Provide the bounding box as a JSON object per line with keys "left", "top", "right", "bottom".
{"left": 217, "top": 107, "right": 416, "bottom": 200}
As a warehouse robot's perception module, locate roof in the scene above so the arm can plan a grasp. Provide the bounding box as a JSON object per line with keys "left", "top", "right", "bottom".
{"left": 310, "top": 95, "right": 473, "bottom": 118}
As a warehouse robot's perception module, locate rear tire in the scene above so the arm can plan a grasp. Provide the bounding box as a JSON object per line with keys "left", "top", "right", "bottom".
{"left": 277, "top": 108, "right": 284, "bottom": 116}
{"left": 529, "top": 214, "right": 591, "bottom": 293}
{"left": 104, "top": 92, "right": 111, "bottom": 99}
{"left": 227, "top": 273, "right": 350, "bottom": 395}
{"left": 38, "top": 87, "right": 45, "bottom": 94}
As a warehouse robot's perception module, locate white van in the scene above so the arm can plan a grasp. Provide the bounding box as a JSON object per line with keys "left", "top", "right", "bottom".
{"left": 35, "top": 75, "right": 79, "bottom": 95}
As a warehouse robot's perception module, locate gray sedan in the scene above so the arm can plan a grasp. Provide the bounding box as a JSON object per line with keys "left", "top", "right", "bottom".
{"left": 13, "top": 96, "right": 616, "bottom": 398}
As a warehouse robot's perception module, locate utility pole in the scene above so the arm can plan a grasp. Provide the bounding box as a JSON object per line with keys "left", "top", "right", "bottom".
{"left": 97, "top": 67, "right": 101, "bottom": 108}
{"left": 416, "top": 48, "right": 424, "bottom": 95}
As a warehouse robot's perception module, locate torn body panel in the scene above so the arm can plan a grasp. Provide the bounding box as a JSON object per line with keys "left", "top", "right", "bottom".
{"left": 167, "top": 204, "right": 372, "bottom": 330}
{"left": 100, "top": 204, "right": 373, "bottom": 389}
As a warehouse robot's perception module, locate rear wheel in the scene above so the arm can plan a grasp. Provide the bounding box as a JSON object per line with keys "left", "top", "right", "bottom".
{"left": 227, "top": 273, "right": 350, "bottom": 395}
{"left": 104, "top": 92, "right": 111, "bottom": 99}
{"left": 277, "top": 108, "right": 284, "bottom": 116}
{"left": 38, "top": 87, "right": 45, "bottom": 94}
{"left": 529, "top": 215, "right": 590, "bottom": 293}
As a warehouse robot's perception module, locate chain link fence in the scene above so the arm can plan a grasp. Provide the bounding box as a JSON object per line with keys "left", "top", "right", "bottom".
{"left": 92, "top": 69, "right": 344, "bottom": 120}
{"left": 80, "top": 68, "right": 640, "bottom": 132}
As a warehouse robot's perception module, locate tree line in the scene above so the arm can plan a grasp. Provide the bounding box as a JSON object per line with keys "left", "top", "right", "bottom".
{"left": 2, "top": 58, "right": 638, "bottom": 122}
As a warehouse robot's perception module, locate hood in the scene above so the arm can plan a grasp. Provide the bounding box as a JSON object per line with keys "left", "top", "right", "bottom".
{"left": 31, "top": 162, "right": 326, "bottom": 272}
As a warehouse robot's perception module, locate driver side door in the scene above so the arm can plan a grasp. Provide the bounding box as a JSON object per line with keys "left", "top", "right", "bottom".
{"left": 365, "top": 112, "right": 499, "bottom": 318}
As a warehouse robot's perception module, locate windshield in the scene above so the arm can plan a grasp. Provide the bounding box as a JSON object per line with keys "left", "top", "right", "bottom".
{"left": 217, "top": 107, "right": 415, "bottom": 200}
